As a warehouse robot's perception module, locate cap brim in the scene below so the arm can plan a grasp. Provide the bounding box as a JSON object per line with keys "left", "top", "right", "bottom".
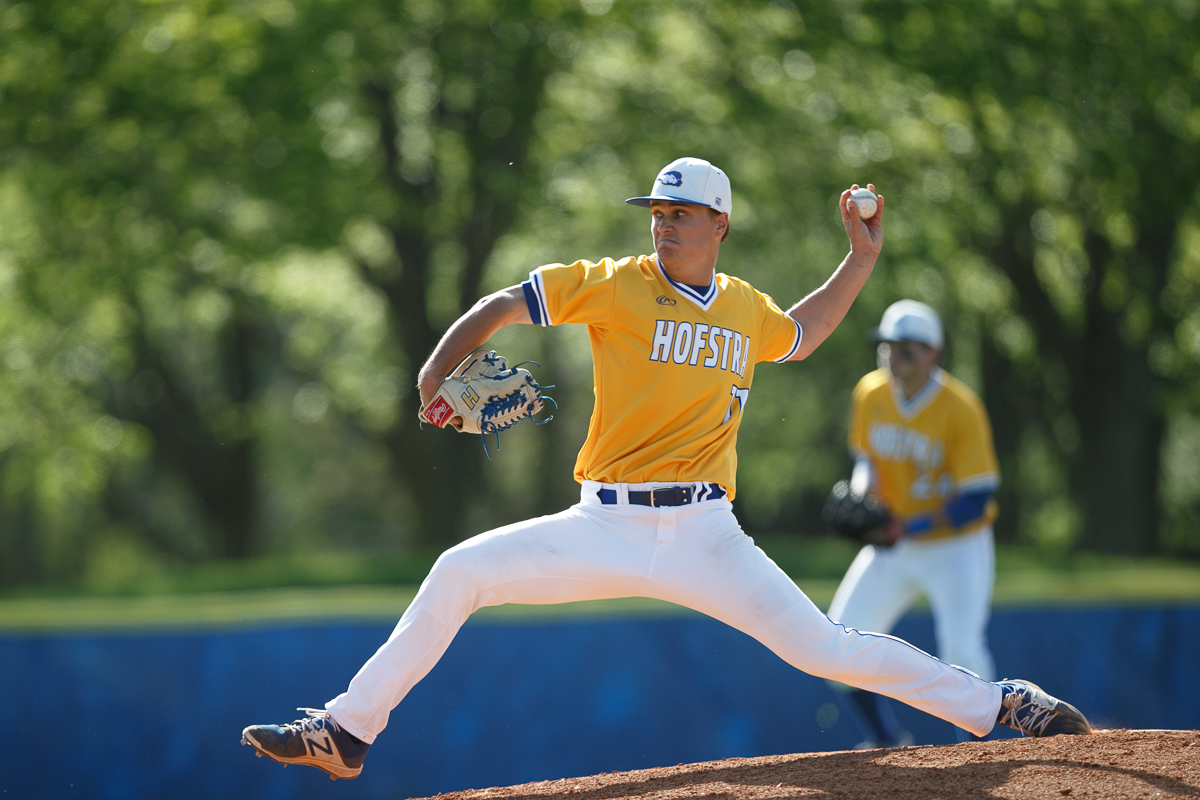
{"left": 625, "top": 195, "right": 724, "bottom": 211}
{"left": 872, "top": 330, "right": 941, "bottom": 348}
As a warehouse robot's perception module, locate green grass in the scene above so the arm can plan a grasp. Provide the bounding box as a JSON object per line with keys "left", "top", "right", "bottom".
{"left": 1, "top": 536, "right": 1197, "bottom": 632}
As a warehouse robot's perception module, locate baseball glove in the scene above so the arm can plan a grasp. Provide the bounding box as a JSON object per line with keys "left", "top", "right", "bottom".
{"left": 419, "top": 349, "right": 555, "bottom": 458}
{"left": 821, "top": 480, "right": 900, "bottom": 547}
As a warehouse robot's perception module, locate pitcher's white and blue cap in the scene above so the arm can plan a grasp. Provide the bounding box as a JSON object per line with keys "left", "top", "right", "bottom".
{"left": 626, "top": 157, "right": 733, "bottom": 220}
{"left": 873, "top": 300, "right": 944, "bottom": 349}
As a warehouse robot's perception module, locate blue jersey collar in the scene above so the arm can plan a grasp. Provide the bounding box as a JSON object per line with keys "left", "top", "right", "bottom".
{"left": 890, "top": 366, "right": 945, "bottom": 420}
{"left": 656, "top": 257, "right": 718, "bottom": 311}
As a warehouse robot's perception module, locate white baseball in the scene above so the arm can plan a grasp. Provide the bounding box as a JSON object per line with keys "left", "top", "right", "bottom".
{"left": 850, "top": 187, "right": 877, "bottom": 220}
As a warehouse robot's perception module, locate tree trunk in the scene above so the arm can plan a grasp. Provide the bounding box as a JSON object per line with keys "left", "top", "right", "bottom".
{"left": 978, "top": 337, "right": 1026, "bottom": 545}
{"left": 360, "top": 24, "right": 555, "bottom": 546}
{"left": 1069, "top": 228, "right": 1171, "bottom": 554}
{"left": 109, "top": 307, "right": 260, "bottom": 559}
{"left": 985, "top": 212, "right": 1169, "bottom": 555}
{"left": 1073, "top": 345, "right": 1163, "bottom": 554}
{"left": 0, "top": 487, "right": 40, "bottom": 588}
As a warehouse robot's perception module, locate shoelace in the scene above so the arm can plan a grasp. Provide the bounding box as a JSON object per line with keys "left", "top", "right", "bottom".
{"left": 288, "top": 707, "right": 341, "bottom": 735}
{"left": 998, "top": 689, "right": 1056, "bottom": 736}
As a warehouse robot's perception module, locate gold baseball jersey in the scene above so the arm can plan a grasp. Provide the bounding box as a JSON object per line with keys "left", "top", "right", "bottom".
{"left": 849, "top": 367, "right": 999, "bottom": 538}
{"left": 523, "top": 254, "right": 802, "bottom": 498}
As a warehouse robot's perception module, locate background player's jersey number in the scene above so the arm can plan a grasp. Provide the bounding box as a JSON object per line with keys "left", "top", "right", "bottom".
{"left": 910, "top": 471, "right": 954, "bottom": 501}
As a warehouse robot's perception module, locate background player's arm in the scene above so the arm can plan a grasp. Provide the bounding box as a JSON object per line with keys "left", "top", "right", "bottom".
{"left": 417, "top": 285, "right": 533, "bottom": 408}
{"left": 849, "top": 455, "right": 876, "bottom": 496}
{"left": 900, "top": 489, "right": 994, "bottom": 536}
{"left": 784, "top": 186, "right": 885, "bottom": 361}
{"left": 906, "top": 393, "right": 1000, "bottom": 536}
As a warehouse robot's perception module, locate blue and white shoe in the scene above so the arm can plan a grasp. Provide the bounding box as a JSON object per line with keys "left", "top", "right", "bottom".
{"left": 241, "top": 708, "right": 370, "bottom": 780}
{"left": 996, "top": 680, "right": 1091, "bottom": 737}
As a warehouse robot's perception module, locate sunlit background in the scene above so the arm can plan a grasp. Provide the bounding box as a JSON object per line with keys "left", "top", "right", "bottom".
{"left": 1, "top": 0, "right": 1198, "bottom": 596}
{"left": 2, "top": 2, "right": 1199, "bottom": 799}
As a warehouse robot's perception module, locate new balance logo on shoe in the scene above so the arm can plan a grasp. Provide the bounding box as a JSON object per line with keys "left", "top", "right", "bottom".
{"left": 241, "top": 708, "right": 371, "bottom": 781}
{"left": 307, "top": 735, "right": 334, "bottom": 757}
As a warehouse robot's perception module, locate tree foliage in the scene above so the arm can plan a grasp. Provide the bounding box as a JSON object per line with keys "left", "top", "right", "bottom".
{"left": 0, "top": 0, "right": 1196, "bottom": 591}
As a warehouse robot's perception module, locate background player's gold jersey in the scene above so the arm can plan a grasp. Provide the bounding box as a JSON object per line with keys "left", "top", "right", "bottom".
{"left": 524, "top": 255, "right": 801, "bottom": 498}
{"left": 850, "top": 367, "right": 999, "bottom": 538}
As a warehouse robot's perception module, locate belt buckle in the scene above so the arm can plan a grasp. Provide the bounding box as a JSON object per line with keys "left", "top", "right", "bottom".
{"left": 651, "top": 486, "right": 690, "bottom": 507}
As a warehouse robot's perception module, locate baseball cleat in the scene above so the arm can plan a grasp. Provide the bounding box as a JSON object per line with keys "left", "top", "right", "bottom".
{"left": 995, "top": 679, "right": 1091, "bottom": 737}
{"left": 241, "top": 708, "right": 370, "bottom": 780}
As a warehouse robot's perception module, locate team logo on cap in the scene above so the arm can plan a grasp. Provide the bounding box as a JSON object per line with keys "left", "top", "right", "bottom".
{"left": 658, "top": 171, "right": 683, "bottom": 187}
{"left": 714, "top": 197, "right": 723, "bottom": 207}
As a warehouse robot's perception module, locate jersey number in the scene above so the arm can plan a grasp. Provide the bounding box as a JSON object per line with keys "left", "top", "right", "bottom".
{"left": 723, "top": 385, "right": 750, "bottom": 424}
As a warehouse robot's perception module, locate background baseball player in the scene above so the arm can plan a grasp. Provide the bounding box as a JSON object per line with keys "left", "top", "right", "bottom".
{"left": 826, "top": 299, "right": 1000, "bottom": 747}
{"left": 240, "top": 158, "right": 1088, "bottom": 781}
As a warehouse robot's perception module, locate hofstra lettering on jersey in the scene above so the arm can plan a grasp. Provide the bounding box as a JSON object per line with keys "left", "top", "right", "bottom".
{"left": 850, "top": 367, "right": 1000, "bottom": 532}
{"left": 648, "top": 320, "right": 750, "bottom": 377}
{"left": 518, "top": 254, "right": 802, "bottom": 497}
{"left": 868, "top": 423, "right": 943, "bottom": 470}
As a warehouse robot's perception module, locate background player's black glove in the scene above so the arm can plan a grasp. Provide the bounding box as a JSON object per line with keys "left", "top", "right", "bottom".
{"left": 821, "top": 480, "right": 900, "bottom": 547}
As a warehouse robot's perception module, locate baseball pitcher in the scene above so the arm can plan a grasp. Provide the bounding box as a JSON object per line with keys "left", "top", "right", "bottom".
{"left": 241, "top": 159, "right": 1088, "bottom": 781}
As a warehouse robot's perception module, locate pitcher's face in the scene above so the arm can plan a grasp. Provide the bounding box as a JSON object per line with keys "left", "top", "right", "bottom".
{"left": 650, "top": 201, "right": 726, "bottom": 271}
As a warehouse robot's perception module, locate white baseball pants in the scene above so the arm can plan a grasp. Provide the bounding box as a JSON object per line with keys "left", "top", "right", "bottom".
{"left": 325, "top": 482, "right": 1003, "bottom": 744}
{"left": 827, "top": 528, "right": 996, "bottom": 681}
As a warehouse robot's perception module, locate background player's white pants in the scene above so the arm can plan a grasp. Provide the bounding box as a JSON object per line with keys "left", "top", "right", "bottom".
{"left": 827, "top": 528, "right": 996, "bottom": 683}
{"left": 325, "top": 482, "right": 1002, "bottom": 744}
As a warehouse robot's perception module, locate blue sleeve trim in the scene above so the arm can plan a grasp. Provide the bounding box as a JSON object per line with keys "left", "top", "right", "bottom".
{"left": 772, "top": 317, "right": 804, "bottom": 363}
{"left": 902, "top": 490, "right": 993, "bottom": 536}
{"left": 904, "top": 514, "right": 935, "bottom": 535}
{"left": 522, "top": 280, "right": 543, "bottom": 326}
{"left": 944, "top": 489, "right": 993, "bottom": 529}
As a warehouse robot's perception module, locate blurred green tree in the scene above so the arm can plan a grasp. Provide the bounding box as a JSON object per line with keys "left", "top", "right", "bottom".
{"left": 323, "top": 0, "right": 594, "bottom": 543}
{"left": 1, "top": 0, "right": 1196, "bottom": 593}
{"left": 853, "top": 1, "right": 1200, "bottom": 555}
{"left": 0, "top": 0, "right": 596, "bottom": 586}
{"left": 511, "top": 0, "right": 1200, "bottom": 557}
{"left": 0, "top": 0, "right": 410, "bottom": 582}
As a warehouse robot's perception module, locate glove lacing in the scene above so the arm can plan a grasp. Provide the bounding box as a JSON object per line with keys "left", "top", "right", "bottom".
{"left": 476, "top": 365, "right": 556, "bottom": 460}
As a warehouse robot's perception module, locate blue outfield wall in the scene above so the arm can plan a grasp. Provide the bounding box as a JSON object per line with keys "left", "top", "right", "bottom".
{"left": 1, "top": 604, "right": 1198, "bottom": 800}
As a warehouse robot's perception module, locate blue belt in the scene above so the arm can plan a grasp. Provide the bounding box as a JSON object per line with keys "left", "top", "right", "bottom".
{"left": 596, "top": 483, "right": 726, "bottom": 507}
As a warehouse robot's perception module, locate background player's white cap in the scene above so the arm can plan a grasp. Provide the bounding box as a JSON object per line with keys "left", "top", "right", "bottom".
{"left": 626, "top": 157, "right": 733, "bottom": 219}
{"left": 873, "top": 299, "right": 944, "bottom": 349}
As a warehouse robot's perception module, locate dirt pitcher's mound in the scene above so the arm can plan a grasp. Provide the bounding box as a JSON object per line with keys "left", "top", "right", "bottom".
{"left": 427, "top": 729, "right": 1200, "bottom": 800}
